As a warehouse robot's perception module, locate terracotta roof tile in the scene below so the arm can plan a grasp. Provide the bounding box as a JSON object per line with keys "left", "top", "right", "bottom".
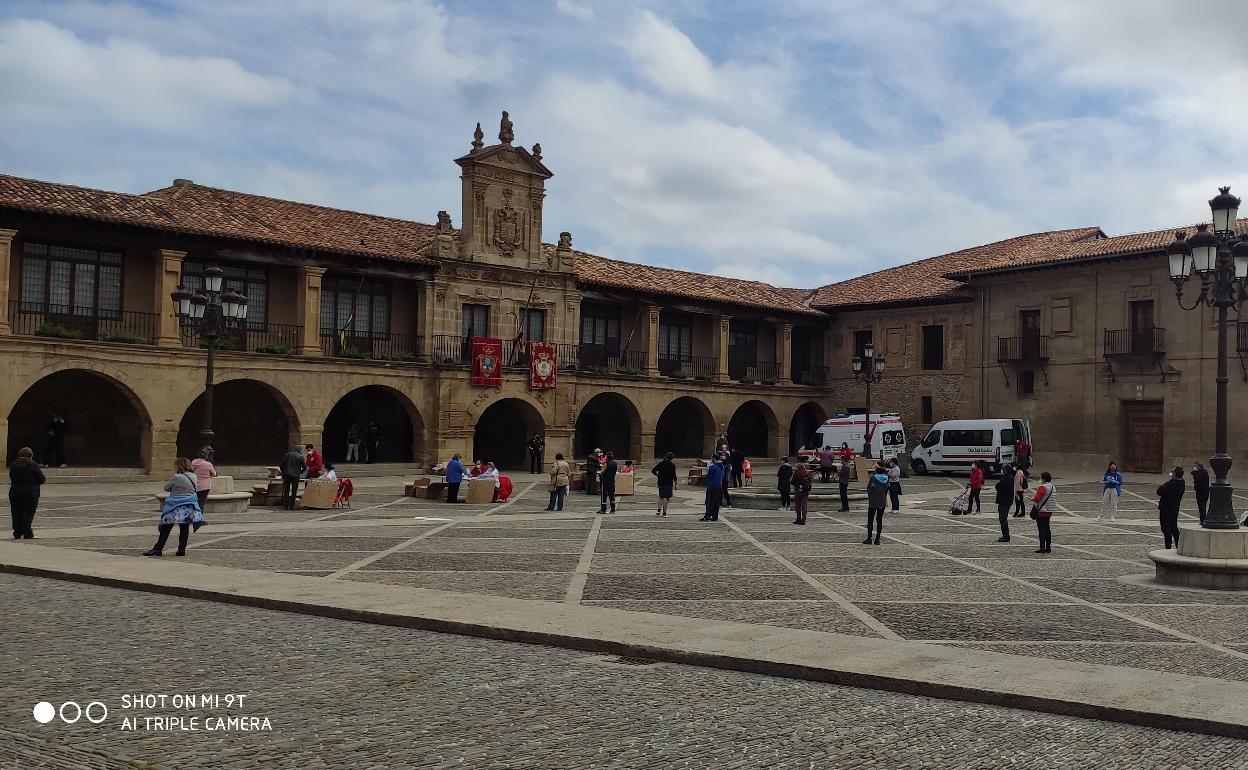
{"left": 810, "top": 227, "right": 1102, "bottom": 310}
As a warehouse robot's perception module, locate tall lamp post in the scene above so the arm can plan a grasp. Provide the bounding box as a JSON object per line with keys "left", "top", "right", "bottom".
{"left": 1166, "top": 186, "right": 1248, "bottom": 529}
{"left": 172, "top": 265, "right": 249, "bottom": 457}
{"left": 851, "top": 342, "right": 886, "bottom": 459}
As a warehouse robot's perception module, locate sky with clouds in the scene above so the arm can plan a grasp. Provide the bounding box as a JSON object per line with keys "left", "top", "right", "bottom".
{"left": 1, "top": 0, "right": 1246, "bottom": 288}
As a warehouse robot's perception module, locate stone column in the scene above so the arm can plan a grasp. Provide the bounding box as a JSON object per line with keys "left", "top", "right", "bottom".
{"left": 420, "top": 280, "right": 438, "bottom": 360}
{"left": 778, "top": 323, "right": 792, "bottom": 384}
{"left": 640, "top": 430, "right": 656, "bottom": 462}
{"left": 645, "top": 304, "right": 661, "bottom": 377}
{"left": 0, "top": 229, "right": 16, "bottom": 335}
{"left": 301, "top": 425, "right": 324, "bottom": 450}
{"left": 716, "top": 314, "right": 732, "bottom": 382}
{"left": 297, "top": 266, "right": 326, "bottom": 356}
{"left": 149, "top": 424, "right": 179, "bottom": 475}
{"left": 155, "top": 249, "right": 186, "bottom": 347}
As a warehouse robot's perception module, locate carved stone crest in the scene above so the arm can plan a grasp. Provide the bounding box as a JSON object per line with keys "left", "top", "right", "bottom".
{"left": 493, "top": 188, "right": 524, "bottom": 258}
{"left": 435, "top": 210, "right": 453, "bottom": 234}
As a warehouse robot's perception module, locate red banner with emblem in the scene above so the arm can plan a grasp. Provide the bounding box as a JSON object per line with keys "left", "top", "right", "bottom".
{"left": 529, "top": 341, "right": 557, "bottom": 390}
{"left": 471, "top": 337, "right": 503, "bottom": 387}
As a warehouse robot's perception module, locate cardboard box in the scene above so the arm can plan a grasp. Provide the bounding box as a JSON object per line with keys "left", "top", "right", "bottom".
{"left": 300, "top": 479, "right": 338, "bottom": 509}
{"left": 465, "top": 479, "right": 496, "bottom": 504}
{"left": 615, "top": 473, "right": 635, "bottom": 496}
{"left": 423, "top": 482, "right": 446, "bottom": 500}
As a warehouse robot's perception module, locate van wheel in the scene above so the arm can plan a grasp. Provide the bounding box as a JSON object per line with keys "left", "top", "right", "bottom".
{"left": 911, "top": 459, "right": 927, "bottom": 476}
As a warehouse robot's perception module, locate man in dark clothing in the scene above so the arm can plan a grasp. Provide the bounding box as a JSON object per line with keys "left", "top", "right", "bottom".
{"left": 729, "top": 448, "right": 745, "bottom": 488}
{"left": 364, "top": 422, "right": 380, "bottom": 464}
{"left": 777, "top": 457, "right": 794, "bottom": 511}
{"left": 719, "top": 455, "right": 733, "bottom": 508}
{"left": 585, "top": 449, "right": 600, "bottom": 496}
{"left": 44, "top": 415, "right": 67, "bottom": 467}
{"left": 597, "top": 452, "right": 618, "bottom": 514}
{"left": 837, "top": 460, "right": 852, "bottom": 512}
{"left": 701, "top": 456, "right": 726, "bottom": 521}
{"left": 1192, "top": 461, "right": 1210, "bottom": 524}
{"left": 994, "top": 463, "right": 1015, "bottom": 542}
{"left": 528, "top": 435, "right": 545, "bottom": 475}
{"left": 1156, "top": 467, "right": 1185, "bottom": 549}
{"left": 279, "top": 445, "right": 306, "bottom": 510}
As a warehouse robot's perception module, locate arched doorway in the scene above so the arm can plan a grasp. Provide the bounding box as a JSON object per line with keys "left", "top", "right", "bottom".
{"left": 473, "top": 398, "right": 544, "bottom": 471}
{"left": 789, "top": 401, "right": 828, "bottom": 455}
{"left": 575, "top": 392, "right": 642, "bottom": 460}
{"left": 177, "top": 379, "right": 298, "bottom": 465}
{"left": 7, "top": 369, "right": 151, "bottom": 467}
{"left": 727, "top": 400, "right": 778, "bottom": 458}
{"left": 322, "top": 386, "right": 422, "bottom": 464}
{"left": 654, "top": 396, "right": 714, "bottom": 458}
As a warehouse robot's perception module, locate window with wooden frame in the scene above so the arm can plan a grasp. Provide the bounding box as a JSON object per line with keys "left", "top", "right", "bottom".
{"left": 19, "top": 241, "right": 123, "bottom": 319}
{"left": 319, "top": 276, "right": 391, "bottom": 339}
{"left": 183, "top": 259, "right": 269, "bottom": 328}
{"left": 460, "top": 303, "right": 490, "bottom": 339}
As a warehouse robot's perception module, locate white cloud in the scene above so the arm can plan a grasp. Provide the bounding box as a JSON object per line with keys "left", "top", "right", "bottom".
{"left": 555, "top": 0, "right": 594, "bottom": 21}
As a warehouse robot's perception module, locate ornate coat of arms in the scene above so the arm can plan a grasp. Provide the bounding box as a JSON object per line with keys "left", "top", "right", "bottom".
{"left": 471, "top": 337, "right": 503, "bottom": 387}
{"left": 493, "top": 188, "right": 524, "bottom": 258}
{"left": 530, "top": 342, "right": 557, "bottom": 390}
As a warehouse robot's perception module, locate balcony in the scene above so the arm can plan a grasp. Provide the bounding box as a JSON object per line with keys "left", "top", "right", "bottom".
{"left": 728, "top": 354, "right": 779, "bottom": 384}
{"left": 319, "top": 330, "right": 421, "bottom": 362}
{"left": 659, "top": 355, "right": 717, "bottom": 380}
{"left": 1238, "top": 322, "right": 1248, "bottom": 353}
{"left": 1105, "top": 327, "right": 1165, "bottom": 357}
{"left": 183, "top": 322, "right": 302, "bottom": 353}
{"left": 996, "top": 335, "right": 1050, "bottom": 364}
{"left": 793, "top": 365, "right": 829, "bottom": 386}
{"left": 10, "top": 301, "right": 158, "bottom": 344}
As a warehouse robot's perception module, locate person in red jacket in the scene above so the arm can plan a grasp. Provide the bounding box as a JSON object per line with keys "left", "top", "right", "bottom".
{"left": 967, "top": 460, "right": 985, "bottom": 514}
{"left": 305, "top": 444, "right": 324, "bottom": 479}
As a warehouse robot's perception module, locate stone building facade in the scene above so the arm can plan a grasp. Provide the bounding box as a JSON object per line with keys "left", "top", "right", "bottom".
{"left": 0, "top": 113, "right": 1243, "bottom": 476}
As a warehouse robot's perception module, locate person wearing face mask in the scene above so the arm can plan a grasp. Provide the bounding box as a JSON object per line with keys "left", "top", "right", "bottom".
{"left": 1097, "top": 462, "right": 1123, "bottom": 522}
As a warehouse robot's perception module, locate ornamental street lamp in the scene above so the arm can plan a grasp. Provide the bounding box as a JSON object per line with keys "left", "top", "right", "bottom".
{"left": 851, "top": 342, "right": 886, "bottom": 459}
{"left": 1166, "top": 186, "right": 1248, "bottom": 529}
{"left": 172, "top": 264, "right": 249, "bottom": 457}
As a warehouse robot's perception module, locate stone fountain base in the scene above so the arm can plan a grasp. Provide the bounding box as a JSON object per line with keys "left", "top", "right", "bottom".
{"left": 1150, "top": 523, "right": 1248, "bottom": 590}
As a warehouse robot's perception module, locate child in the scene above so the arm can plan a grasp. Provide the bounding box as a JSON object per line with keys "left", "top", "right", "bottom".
{"left": 742, "top": 458, "right": 753, "bottom": 485}
{"left": 621, "top": 460, "right": 635, "bottom": 474}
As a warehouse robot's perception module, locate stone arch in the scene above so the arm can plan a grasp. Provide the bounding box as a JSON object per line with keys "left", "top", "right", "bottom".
{"left": 574, "top": 391, "right": 643, "bottom": 460}
{"left": 7, "top": 368, "right": 153, "bottom": 467}
{"left": 473, "top": 397, "right": 545, "bottom": 471}
{"left": 654, "top": 395, "right": 715, "bottom": 458}
{"left": 176, "top": 378, "right": 300, "bottom": 465}
{"left": 727, "top": 399, "right": 780, "bottom": 458}
{"left": 789, "top": 401, "right": 828, "bottom": 456}
{"left": 321, "top": 385, "right": 425, "bottom": 464}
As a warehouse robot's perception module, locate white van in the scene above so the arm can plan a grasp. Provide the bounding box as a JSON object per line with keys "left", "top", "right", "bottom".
{"left": 910, "top": 419, "right": 1031, "bottom": 476}
{"left": 799, "top": 414, "right": 907, "bottom": 462}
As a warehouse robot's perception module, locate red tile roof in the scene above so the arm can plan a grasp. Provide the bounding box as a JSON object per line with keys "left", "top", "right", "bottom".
{"left": 0, "top": 174, "right": 436, "bottom": 263}
{"left": 810, "top": 227, "right": 1103, "bottom": 310}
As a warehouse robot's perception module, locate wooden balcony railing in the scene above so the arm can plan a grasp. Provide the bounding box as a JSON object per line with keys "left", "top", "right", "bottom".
{"left": 10, "top": 302, "right": 158, "bottom": 344}
{"left": 1105, "top": 327, "right": 1165, "bottom": 356}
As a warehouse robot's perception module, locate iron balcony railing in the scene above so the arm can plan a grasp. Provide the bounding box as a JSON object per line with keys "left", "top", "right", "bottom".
{"left": 1237, "top": 322, "right": 1248, "bottom": 353}
{"left": 320, "top": 330, "right": 421, "bottom": 361}
{"left": 11, "top": 301, "right": 158, "bottom": 344}
{"left": 554, "top": 343, "right": 646, "bottom": 374}
{"left": 1104, "top": 327, "right": 1165, "bottom": 356}
{"left": 996, "top": 335, "right": 1050, "bottom": 363}
{"left": 430, "top": 334, "right": 470, "bottom": 365}
{"left": 659, "top": 355, "right": 718, "bottom": 379}
{"left": 793, "top": 365, "right": 829, "bottom": 386}
{"left": 183, "top": 322, "right": 302, "bottom": 353}
{"left": 728, "top": 353, "right": 779, "bottom": 383}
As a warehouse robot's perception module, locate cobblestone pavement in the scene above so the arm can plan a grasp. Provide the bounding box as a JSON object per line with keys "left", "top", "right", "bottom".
{"left": 4, "top": 574, "right": 1247, "bottom": 769}
{"left": 8, "top": 470, "right": 1248, "bottom": 686}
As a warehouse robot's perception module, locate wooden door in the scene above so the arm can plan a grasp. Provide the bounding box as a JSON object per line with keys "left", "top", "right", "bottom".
{"left": 1122, "top": 401, "right": 1164, "bottom": 473}
{"left": 1019, "top": 309, "right": 1042, "bottom": 361}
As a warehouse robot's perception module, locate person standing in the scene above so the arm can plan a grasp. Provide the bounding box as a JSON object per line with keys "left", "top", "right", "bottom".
{"left": 43, "top": 415, "right": 67, "bottom": 468}
{"left": 792, "top": 461, "right": 813, "bottom": 525}
{"left": 143, "top": 458, "right": 204, "bottom": 557}
{"left": 994, "top": 463, "right": 1014, "bottom": 542}
{"left": 528, "top": 434, "right": 545, "bottom": 475}
{"left": 729, "top": 447, "right": 745, "bottom": 488}
{"left": 864, "top": 464, "right": 889, "bottom": 545}
{"left": 1031, "top": 471, "right": 1056, "bottom": 554}
{"left": 346, "top": 424, "right": 361, "bottom": 464}
{"left": 967, "top": 461, "right": 984, "bottom": 515}
{"left": 190, "top": 448, "right": 217, "bottom": 511}
{"left": 719, "top": 454, "right": 734, "bottom": 508}
{"left": 886, "top": 458, "right": 902, "bottom": 513}
{"left": 819, "top": 445, "right": 835, "bottom": 483}
{"left": 584, "top": 449, "right": 600, "bottom": 497}
{"left": 777, "top": 457, "right": 794, "bottom": 512}
{"left": 837, "top": 459, "right": 851, "bottom": 512}
{"left": 652, "top": 452, "right": 677, "bottom": 517}
{"left": 9, "top": 447, "right": 45, "bottom": 539}
{"left": 305, "top": 444, "right": 324, "bottom": 479}
{"left": 1192, "top": 461, "right": 1210, "bottom": 525}
{"left": 1015, "top": 437, "right": 1032, "bottom": 471}
{"left": 1157, "top": 467, "right": 1185, "bottom": 549}
{"left": 546, "top": 453, "right": 570, "bottom": 512}
{"left": 598, "top": 452, "right": 618, "bottom": 514}
{"left": 701, "top": 454, "right": 725, "bottom": 522}
{"left": 445, "top": 453, "right": 464, "bottom": 503}
{"left": 364, "top": 421, "right": 380, "bottom": 464}
{"left": 1013, "top": 465, "right": 1027, "bottom": 517}
{"left": 279, "top": 445, "right": 305, "bottom": 510}
{"left": 1097, "top": 462, "right": 1123, "bottom": 522}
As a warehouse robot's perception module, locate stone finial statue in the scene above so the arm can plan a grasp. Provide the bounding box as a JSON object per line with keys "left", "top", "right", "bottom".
{"left": 471, "top": 122, "right": 484, "bottom": 153}
{"left": 499, "top": 111, "right": 514, "bottom": 145}
{"left": 436, "top": 210, "right": 453, "bottom": 233}
{"left": 531, "top": 142, "right": 542, "bottom": 161}
{"left": 558, "top": 231, "right": 572, "bottom": 249}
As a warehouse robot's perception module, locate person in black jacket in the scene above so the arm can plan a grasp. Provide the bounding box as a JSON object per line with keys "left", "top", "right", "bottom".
{"left": 9, "top": 447, "right": 45, "bottom": 539}
{"left": 364, "top": 421, "right": 380, "bottom": 464}
{"left": 43, "top": 415, "right": 67, "bottom": 467}
{"left": 1156, "top": 466, "right": 1185, "bottom": 549}
{"left": 597, "top": 452, "right": 618, "bottom": 514}
{"left": 776, "top": 457, "right": 794, "bottom": 511}
{"left": 1192, "top": 461, "right": 1210, "bottom": 524}
{"left": 729, "top": 448, "right": 745, "bottom": 488}
{"left": 994, "top": 463, "right": 1015, "bottom": 542}
{"left": 279, "top": 445, "right": 306, "bottom": 510}
{"left": 584, "top": 449, "right": 600, "bottom": 496}
{"left": 651, "top": 452, "right": 677, "bottom": 517}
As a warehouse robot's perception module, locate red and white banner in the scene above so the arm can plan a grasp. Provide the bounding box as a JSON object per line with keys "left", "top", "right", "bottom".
{"left": 529, "top": 341, "right": 557, "bottom": 390}
{"left": 471, "top": 337, "right": 503, "bottom": 387}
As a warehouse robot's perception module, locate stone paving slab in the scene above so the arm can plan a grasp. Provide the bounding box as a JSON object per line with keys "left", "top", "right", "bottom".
{"left": 952, "top": 642, "right": 1248, "bottom": 683}
{"left": 790, "top": 555, "right": 984, "bottom": 576}
{"left": 594, "top": 539, "right": 760, "bottom": 554}
{"left": 197, "top": 535, "right": 410, "bottom": 551}
{"left": 582, "top": 573, "right": 824, "bottom": 601}
{"left": 400, "top": 537, "right": 586, "bottom": 554}
{"left": 859, "top": 603, "right": 1173, "bottom": 642}
{"left": 816, "top": 575, "right": 1061, "bottom": 603}
{"left": 1033, "top": 578, "right": 1248, "bottom": 606}
{"left": 1121, "top": 606, "right": 1248, "bottom": 643}
{"left": 365, "top": 552, "right": 582, "bottom": 572}
{"left": 344, "top": 570, "right": 572, "bottom": 600}
{"left": 962, "top": 558, "right": 1156, "bottom": 579}
{"left": 583, "top": 599, "right": 882, "bottom": 636}
{"left": 432, "top": 526, "right": 589, "bottom": 540}
{"left": 589, "top": 554, "right": 786, "bottom": 575}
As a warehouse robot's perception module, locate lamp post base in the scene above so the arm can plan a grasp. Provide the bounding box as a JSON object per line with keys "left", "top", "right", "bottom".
{"left": 1204, "top": 484, "right": 1242, "bottom": 530}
